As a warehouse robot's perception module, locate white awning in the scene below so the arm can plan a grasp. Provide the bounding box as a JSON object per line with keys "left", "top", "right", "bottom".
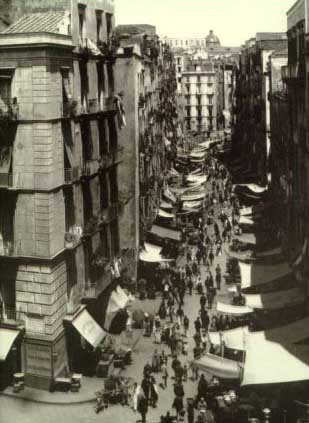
{"left": 187, "top": 175, "right": 207, "bottom": 184}
{"left": 160, "top": 201, "right": 173, "bottom": 210}
{"left": 194, "top": 353, "right": 242, "bottom": 380}
{"left": 244, "top": 287, "right": 304, "bottom": 310}
{"left": 239, "top": 261, "right": 291, "bottom": 290}
{"left": 256, "top": 246, "right": 282, "bottom": 258}
{"left": 234, "top": 233, "right": 257, "bottom": 245}
{"left": 158, "top": 209, "right": 174, "bottom": 219}
{"left": 183, "top": 200, "right": 203, "bottom": 209}
{"left": 164, "top": 188, "right": 177, "bottom": 204}
{"left": 245, "top": 316, "right": 309, "bottom": 345}
{"left": 182, "top": 192, "right": 205, "bottom": 201}
{"left": 239, "top": 216, "right": 254, "bottom": 226}
{"left": 139, "top": 242, "right": 173, "bottom": 262}
{"left": 209, "top": 327, "right": 248, "bottom": 351}
{"left": 0, "top": 328, "right": 20, "bottom": 361}
{"left": 235, "top": 183, "right": 267, "bottom": 194}
{"left": 149, "top": 224, "right": 181, "bottom": 242}
{"left": 216, "top": 302, "right": 253, "bottom": 315}
{"left": 240, "top": 207, "right": 253, "bottom": 216}
{"left": 72, "top": 309, "right": 106, "bottom": 348}
{"left": 190, "top": 151, "right": 206, "bottom": 159}
{"left": 242, "top": 336, "right": 309, "bottom": 386}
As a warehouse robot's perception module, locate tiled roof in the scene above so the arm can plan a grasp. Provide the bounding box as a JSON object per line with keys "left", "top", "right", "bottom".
{"left": 3, "top": 11, "right": 66, "bottom": 34}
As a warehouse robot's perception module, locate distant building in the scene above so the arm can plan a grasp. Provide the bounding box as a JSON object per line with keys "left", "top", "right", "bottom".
{"left": 182, "top": 59, "right": 217, "bottom": 133}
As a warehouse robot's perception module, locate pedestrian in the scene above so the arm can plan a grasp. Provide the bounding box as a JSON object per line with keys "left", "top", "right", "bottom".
{"left": 183, "top": 364, "right": 188, "bottom": 382}
{"left": 172, "top": 395, "right": 184, "bottom": 422}
{"left": 171, "top": 356, "right": 181, "bottom": 379}
{"left": 176, "top": 306, "right": 184, "bottom": 326}
{"left": 201, "top": 330, "right": 207, "bottom": 350}
{"left": 183, "top": 315, "right": 189, "bottom": 337}
{"left": 141, "top": 375, "right": 151, "bottom": 402}
{"left": 137, "top": 391, "right": 148, "bottom": 423}
{"left": 209, "top": 249, "right": 214, "bottom": 266}
{"left": 194, "top": 316, "right": 201, "bottom": 333}
{"left": 150, "top": 375, "right": 158, "bottom": 407}
{"left": 216, "top": 272, "right": 221, "bottom": 290}
{"left": 200, "top": 293, "right": 206, "bottom": 310}
{"left": 187, "top": 276, "right": 193, "bottom": 296}
{"left": 162, "top": 361, "right": 169, "bottom": 389}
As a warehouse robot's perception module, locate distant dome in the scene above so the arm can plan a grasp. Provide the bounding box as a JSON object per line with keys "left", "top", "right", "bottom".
{"left": 206, "top": 30, "right": 221, "bottom": 46}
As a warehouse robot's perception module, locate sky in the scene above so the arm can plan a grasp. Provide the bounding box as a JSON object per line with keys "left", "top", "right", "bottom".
{"left": 115, "top": 0, "right": 296, "bottom": 46}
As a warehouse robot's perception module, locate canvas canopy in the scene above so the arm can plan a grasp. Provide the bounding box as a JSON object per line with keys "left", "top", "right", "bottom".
{"left": 235, "top": 183, "right": 267, "bottom": 194}
{"left": 209, "top": 326, "right": 248, "bottom": 351}
{"left": 183, "top": 200, "right": 203, "bottom": 209}
{"left": 216, "top": 302, "right": 253, "bottom": 315}
{"left": 194, "top": 353, "right": 242, "bottom": 380}
{"left": 239, "top": 216, "right": 254, "bottom": 226}
{"left": 160, "top": 201, "right": 173, "bottom": 210}
{"left": 0, "top": 328, "right": 20, "bottom": 361}
{"left": 149, "top": 224, "right": 181, "bottom": 242}
{"left": 139, "top": 242, "right": 172, "bottom": 263}
{"left": 256, "top": 246, "right": 282, "bottom": 258}
{"left": 244, "top": 287, "right": 304, "bottom": 310}
{"left": 182, "top": 192, "right": 205, "bottom": 201}
{"left": 190, "top": 151, "right": 206, "bottom": 159}
{"left": 158, "top": 209, "right": 174, "bottom": 219}
{"left": 239, "top": 261, "right": 291, "bottom": 290}
{"left": 242, "top": 335, "right": 309, "bottom": 386}
{"left": 234, "top": 233, "right": 257, "bottom": 245}
{"left": 240, "top": 207, "right": 253, "bottom": 216}
{"left": 72, "top": 309, "right": 106, "bottom": 348}
{"left": 187, "top": 175, "right": 207, "bottom": 184}
{"left": 164, "top": 188, "right": 177, "bottom": 203}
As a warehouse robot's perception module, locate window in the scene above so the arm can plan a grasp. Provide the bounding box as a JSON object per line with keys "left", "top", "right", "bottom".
{"left": 100, "top": 172, "right": 109, "bottom": 209}
{"left": 186, "top": 77, "right": 190, "bottom": 83}
{"left": 82, "top": 181, "right": 93, "bottom": 223}
{"left": 109, "top": 167, "right": 118, "bottom": 203}
{"left": 207, "top": 94, "right": 213, "bottom": 105}
{"left": 64, "top": 187, "right": 75, "bottom": 232}
{"left": 186, "top": 97, "right": 190, "bottom": 105}
{"left": 100, "top": 225, "right": 110, "bottom": 260}
{"left": 207, "top": 76, "right": 212, "bottom": 83}
{"left": 186, "top": 108, "right": 191, "bottom": 117}
{"left": 0, "top": 69, "right": 13, "bottom": 110}
{"left": 197, "top": 76, "right": 201, "bottom": 83}
{"left": 97, "top": 62, "right": 105, "bottom": 109}
{"left": 78, "top": 4, "right": 86, "bottom": 40}
{"left": 106, "top": 13, "right": 113, "bottom": 39}
{"left": 80, "top": 120, "right": 93, "bottom": 161}
{"left": 61, "top": 68, "right": 72, "bottom": 113}
{"left": 178, "top": 77, "right": 181, "bottom": 83}
{"left": 108, "top": 117, "right": 117, "bottom": 152}
{"left": 177, "top": 58, "right": 181, "bottom": 65}
{"left": 79, "top": 61, "right": 88, "bottom": 111}
{"left": 96, "top": 10, "right": 103, "bottom": 42}
{"left": 107, "top": 62, "right": 114, "bottom": 96}
{"left": 98, "top": 118, "right": 108, "bottom": 155}
{"left": 110, "top": 220, "right": 119, "bottom": 256}
{"left": 178, "top": 67, "right": 181, "bottom": 73}
{"left": 186, "top": 84, "right": 190, "bottom": 93}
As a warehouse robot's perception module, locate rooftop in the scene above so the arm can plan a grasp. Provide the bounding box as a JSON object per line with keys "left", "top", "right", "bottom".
{"left": 115, "top": 24, "right": 156, "bottom": 36}
{"left": 256, "top": 32, "right": 287, "bottom": 42}
{"left": 2, "top": 11, "right": 68, "bottom": 35}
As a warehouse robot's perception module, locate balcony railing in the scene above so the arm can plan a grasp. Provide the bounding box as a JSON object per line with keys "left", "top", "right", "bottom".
{"left": 0, "top": 103, "right": 19, "bottom": 122}
{"left": 0, "top": 306, "right": 24, "bottom": 324}
{"left": 0, "top": 241, "right": 15, "bottom": 257}
{"left": 64, "top": 227, "right": 83, "bottom": 249}
{"left": 64, "top": 167, "right": 80, "bottom": 184}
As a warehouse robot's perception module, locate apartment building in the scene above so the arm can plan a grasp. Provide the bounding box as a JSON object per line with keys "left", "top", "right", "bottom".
{"left": 232, "top": 33, "right": 287, "bottom": 184}
{"left": 115, "top": 25, "right": 178, "bottom": 278}
{"left": 182, "top": 60, "right": 217, "bottom": 133}
{"left": 0, "top": 0, "right": 125, "bottom": 390}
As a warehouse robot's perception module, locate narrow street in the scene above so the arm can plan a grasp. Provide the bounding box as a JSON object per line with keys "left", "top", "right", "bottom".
{"left": 0, "top": 170, "right": 232, "bottom": 423}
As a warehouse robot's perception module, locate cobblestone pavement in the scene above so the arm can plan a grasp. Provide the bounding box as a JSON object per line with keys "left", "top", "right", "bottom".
{"left": 0, "top": 175, "right": 232, "bottom": 423}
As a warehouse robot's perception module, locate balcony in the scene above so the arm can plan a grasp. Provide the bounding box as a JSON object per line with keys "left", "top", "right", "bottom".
{"left": 64, "top": 227, "right": 83, "bottom": 249}
{"left": 64, "top": 167, "right": 80, "bottom": 184}
{"left": 80, "top": 163, "right": 91, "bottom": 179}
{"left": 281, "top": 63, "right": 305, "bottom": 82}
{"left": 0, "top": 306, "right": 24, "bottom": 325}
{"left": 0, "top": 173, "right": 15, "bottom": 189}
{"left": 102, "top": 96, "right": 117, "bottom": 113}
{"left": 0, "top": 240, "right": 15, "bottom": 257}
{"left": 0, "top": 103, "right": 19, "bottom": 123}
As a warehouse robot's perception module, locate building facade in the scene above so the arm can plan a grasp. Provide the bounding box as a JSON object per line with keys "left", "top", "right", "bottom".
{"left": 182, "top": 60, "right": 217, "bottom": 133}
{"left": 115, "top": 26, "right": 178, "bottom": 281}
{"left": 232, "top": 33, "right": 287, "bottom": 184}
{"left": 0, "top": 0, "right": 125, "bottom": 390}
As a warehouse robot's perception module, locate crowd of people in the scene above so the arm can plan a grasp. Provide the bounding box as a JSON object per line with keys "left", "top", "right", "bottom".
{"left": 132, "top": 150, "right": 248, "bottom": 422}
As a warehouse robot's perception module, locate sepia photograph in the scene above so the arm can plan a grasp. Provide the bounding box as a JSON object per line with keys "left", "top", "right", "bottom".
{"left": 0, "top": 0, "right": 308, "bottom": 422}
